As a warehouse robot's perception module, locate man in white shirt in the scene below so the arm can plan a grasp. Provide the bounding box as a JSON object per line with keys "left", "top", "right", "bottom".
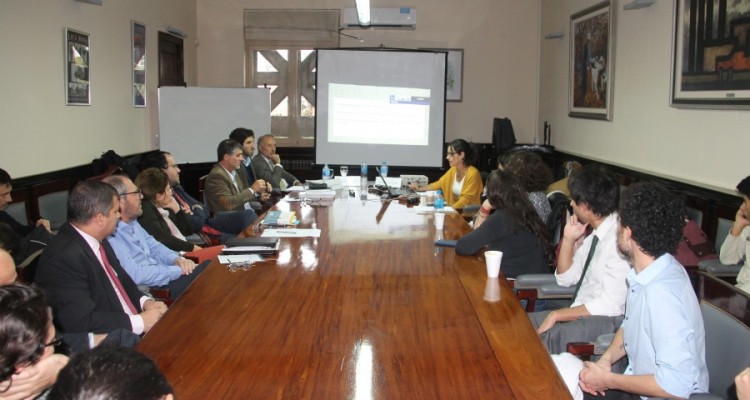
{"left": 719, "top": 175, "right": 750, "bottom": 295}
{"left": 529, "top": 164, "right": 630, "bottom": 353}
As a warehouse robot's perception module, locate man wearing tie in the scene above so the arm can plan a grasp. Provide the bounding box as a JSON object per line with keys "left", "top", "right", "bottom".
{"left": 205, "top": 139, "right": 270, "bottom": 212}
{"left": 528, "top": 164, "right": 630, "bottom": 353}
{"left": 251, "top": 134, "right": 301, "bottom": 191}
{"left": 229, "top": 127, "right": 258, "bottom": 186}
{"left": 35, "top": 181, "right": 167, "bottom": 336}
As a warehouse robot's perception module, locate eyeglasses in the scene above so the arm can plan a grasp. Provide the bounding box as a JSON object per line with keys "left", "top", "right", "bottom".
{"left": 120, "top": 189, "right": 143, "bottom": 198}
{"left": 446, "top": 152, "right": 456, "bottom": 156}
{"left": 0, "top": 336, "right": 65, "bottom": 392}
{"left": 167, "top": 164, "right": 179, "bottom": 169}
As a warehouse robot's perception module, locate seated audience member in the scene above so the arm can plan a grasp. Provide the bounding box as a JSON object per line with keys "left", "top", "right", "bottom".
{"left": 206, "top": 139, "right": 270, "bottom": 212}
{"left": 251, "top": 134, "right": 301, "bottom": 191}
{"left": 103, "top": 175, "right": 207, "bottom": 301}
{"left": 0, "top": 224, "right": 19, "bottom": 261}
{"left": 719, "top": 175, "right": 750, "bottom": 295}
{"left": 0, "top": 284, "right": 69, "bottom": 400}
{"left": 35, "top": 181, "right": 168, "bottom": 336}
{"left": 738, "top": 367, "right": 750, "bottom": 400}
{"left": 142, "top": 151, "right": 256, "bottom": 242}
{"left": 558, "top": 182, "right": 708, "bottom": 399}
{"left": 135, "top": 168, "right": 199, "bottom": 253}
{"left": 503, "top": 151, "right": 553, "bottom": 222}
{"left": 548, "top": 161, "right": 582, "bottom": 197}
{"left": 229, "top": 127, "right": 258, "bottom": 186}
{"left": 456, "top": 170, "right": 551, "bottom": 278}
{"left": 408, "top": 139, "right": 483, "bottom": 210}
{"left": 528, "top": 164, "right": 629, "bottom": 354}
{"left": 48, "top": 346, "right": 173, "bottom": 400}
{"left": 0, "top": 168, "right": 53, "bottom": 267}
{"left": 0, "top": 168, "right": 51, "bottom": 236}
{"left": 0, "top": 248, "right": 138, "bottom": 355}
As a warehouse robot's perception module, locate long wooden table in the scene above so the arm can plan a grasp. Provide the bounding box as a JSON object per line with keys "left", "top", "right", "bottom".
{"left": 138, "top": 191, "right": 571, "bottom": 399}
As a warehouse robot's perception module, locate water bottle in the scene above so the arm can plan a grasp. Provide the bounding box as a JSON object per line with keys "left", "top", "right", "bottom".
{"left": 434, "top": 189, "right": 445, "bottom": 211}
{"left": 322, "top": 164, "right": 332, "bottom": 180}
{"left": 360, "top": 161, "right": 368, "bottom": 192}
{"left": 381, "top": 161, "right": 388, "bottom": 177}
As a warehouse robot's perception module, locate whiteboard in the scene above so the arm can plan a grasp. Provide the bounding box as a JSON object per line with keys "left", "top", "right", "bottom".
{"left": 158, "top": 87, "right": 271, "bottom": 163}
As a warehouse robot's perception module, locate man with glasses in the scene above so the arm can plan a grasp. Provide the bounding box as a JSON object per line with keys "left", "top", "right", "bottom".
{"left": 141, "top": 151, "right": 256, "bottom": 243}
{"left": 102, "top": 175, "right": 207, "bottom": 301}
{"left": 251, "top": 134, "right": 301, "bottom": 191}
{"left": 35, "top": 181, "right": 167, "bottom": 338}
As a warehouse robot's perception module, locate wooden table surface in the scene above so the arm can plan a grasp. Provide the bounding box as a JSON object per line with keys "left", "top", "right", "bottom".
{"left": 138, "top": 192, "right": 571, "bottom": 399}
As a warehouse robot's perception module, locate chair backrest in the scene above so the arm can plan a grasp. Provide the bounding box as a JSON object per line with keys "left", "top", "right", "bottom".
{"left": 685, "top": 205, "right": 703, "bottom": 228}
{"left": 4, "top": 202, "right": 28, "bottom": 226}
{"left": 31, "top": 179, "right": 70, "bottom": 231}
{"left": 698, "top": 272, "right": 750, "bottom": 398}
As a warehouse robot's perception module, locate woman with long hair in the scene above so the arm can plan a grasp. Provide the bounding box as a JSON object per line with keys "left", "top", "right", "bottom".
{"left": 408, "top": 139, "right": 483, "bottom": 210}
{"left": 503, "top": 150, "right": 553, "bottom": 223}
{"left": 456, "top": 170, "right": 551, "bottom": 278}
{"left": 135, "top": 168, "right": 200, "bottom": 252}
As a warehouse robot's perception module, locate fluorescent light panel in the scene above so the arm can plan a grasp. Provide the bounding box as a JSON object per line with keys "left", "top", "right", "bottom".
{"left": 355, "top": 0, "right": 371, "bottom": 25}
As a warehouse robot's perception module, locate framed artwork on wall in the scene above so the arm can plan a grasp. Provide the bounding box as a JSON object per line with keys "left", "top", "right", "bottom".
{"left": 65, "top": 28, "right": 90, "bottom": 106}
{"left": 671, "top": 0, "right": 750, "bottom": 108}
{"left": 132, "top": 21, "right": 146, "bottom": 107}
{"left": 568, "top": 1, "right": 614, "bottom": 120}
{"left": 421, "top": 48, "right": 464, "bottom": 102}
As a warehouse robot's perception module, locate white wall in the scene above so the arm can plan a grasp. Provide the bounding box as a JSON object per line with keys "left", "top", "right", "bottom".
{"left": 539, "top": 0, "right": 750, "bottom": 193}
{"left": 0, "top": 0, "right": 196, "bottom": 179}
{"left": 195, "top": 0, "right": 541, "bottom": 146}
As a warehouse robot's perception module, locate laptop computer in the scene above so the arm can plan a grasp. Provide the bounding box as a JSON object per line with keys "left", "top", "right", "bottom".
{"left": 375, "top": 167, "right": 414, "bottom": 198}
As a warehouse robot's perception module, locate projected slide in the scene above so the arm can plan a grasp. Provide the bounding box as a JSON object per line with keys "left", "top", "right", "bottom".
{"left": 328, "top": 83, "right": 430, "bottom": 146}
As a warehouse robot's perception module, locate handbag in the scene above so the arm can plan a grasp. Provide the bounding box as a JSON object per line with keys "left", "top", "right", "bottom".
{"left": 674, "top": 219, "right": 717, "bottom": 267}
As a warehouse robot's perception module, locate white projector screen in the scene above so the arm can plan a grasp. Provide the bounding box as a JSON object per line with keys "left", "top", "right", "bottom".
{"left": 315, "top": 49, "right": 446, "bottom": 168}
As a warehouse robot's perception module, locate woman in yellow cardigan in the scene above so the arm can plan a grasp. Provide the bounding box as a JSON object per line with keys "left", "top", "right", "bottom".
{"left": 408, "top": 139, "right": 483, "bottom": 210}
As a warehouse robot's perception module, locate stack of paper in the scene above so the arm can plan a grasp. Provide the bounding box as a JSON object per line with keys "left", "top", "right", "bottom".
{"left": 261, "top": 210, "right": 297, "bottom": 226}
{"left": 305, "top": 189, "right": 336, "bottom": 201}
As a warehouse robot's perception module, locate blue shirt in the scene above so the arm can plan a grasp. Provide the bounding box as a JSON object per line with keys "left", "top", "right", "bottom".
{"left": 108, "top": 220, "right": 181, "bottom": 287}
{"left": 622, "top": 253, "right": 708, "bottom": 399}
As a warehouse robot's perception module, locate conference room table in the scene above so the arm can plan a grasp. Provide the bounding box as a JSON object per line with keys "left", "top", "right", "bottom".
{"left": 138, "top": 188, "right": 571, "bottom": 399}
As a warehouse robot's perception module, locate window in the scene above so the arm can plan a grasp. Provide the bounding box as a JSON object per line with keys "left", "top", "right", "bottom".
{"left": 243, "top": 9, "right": 339, "bottom": 147}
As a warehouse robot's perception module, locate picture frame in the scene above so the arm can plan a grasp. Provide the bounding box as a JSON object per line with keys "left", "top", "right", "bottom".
{"left": 421, "top": 48, "right": 464, "bottom": 102}
{"left": 568, "top": 1, "right": 614, "bottom": 120}
{"left": 670, "top": 0, "right": 750, "bottom": 108}
{"left": 65, "top": 28, "right": 90, "bottom": 106}
{"left": 132, "top": 21, "right": 146, "bottom": 107}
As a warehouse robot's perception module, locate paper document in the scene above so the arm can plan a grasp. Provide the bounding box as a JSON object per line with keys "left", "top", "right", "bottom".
{"left": 262, "top": 229, "right": 321, "bottom": 238}
{"left": 218, "top": 254, "right": 264, "bottom": 264}
{"left": 286, "top": 185, "right": 306, "bottom": 192}
{"left": 413, "top": 206, "right": 457, "bottom": 214}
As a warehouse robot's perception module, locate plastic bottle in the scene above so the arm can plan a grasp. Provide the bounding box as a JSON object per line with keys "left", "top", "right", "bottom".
{"left": 434, "top": 189, "right": 445, "bottom": 211}
{"left": 322, "top": 164, "right": 332, "bottom": 180}
{"left": 381, "top": 161, "right": 388, "bottom": 177}
{"left": 360, "top": 162, "right": 368, "bottom": 192}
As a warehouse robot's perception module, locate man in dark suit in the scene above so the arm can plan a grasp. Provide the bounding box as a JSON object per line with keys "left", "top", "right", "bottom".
{"left": 251, "top": 134, "right": 301, "bottom": 191}
{"left": 228, "top": 127, "right": 258, "bottom": 187}
{"left": 205, "top": 139, "right": 270, "bottom": 212}
{"left": 35, "top": 181, "right": 167, "bottom": 336}
{"left": 142, "top": 151, "right": 256, "bottom": 241}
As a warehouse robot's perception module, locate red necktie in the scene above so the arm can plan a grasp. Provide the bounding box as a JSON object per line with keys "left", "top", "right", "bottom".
{"left": 173, "top": 191, "right": 189, "bottom": 210}
{"left": 98, "top": 243, "right": 138, "bottom": 315}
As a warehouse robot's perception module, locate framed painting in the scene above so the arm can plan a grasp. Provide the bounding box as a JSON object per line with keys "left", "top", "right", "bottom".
{"left": 671, "top": 0, "right": 750, "bottom": 108}
{"left": 65, "top": 28, "right": 90, "bottom": 106}
{"left": 568, "top": 1, "right": 614, "bottom": 120}
{"left": 421, "top": 48, "right": 464, "bottom": 101}
{"left": 132, "top": 21, "right": 146, "bottom": 107}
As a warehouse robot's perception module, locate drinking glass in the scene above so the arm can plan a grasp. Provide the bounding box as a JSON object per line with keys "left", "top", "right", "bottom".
{"left": 340, "top": 166, "right": 349, "bottom": 177}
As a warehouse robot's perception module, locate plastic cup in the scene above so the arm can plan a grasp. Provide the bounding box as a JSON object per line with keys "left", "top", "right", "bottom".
{"left": 426, "top": 191, "right": 435, "bottom": 206}
{"left": 484, "top": 250, "right": 503, "bottom": 278}
{"left": 434, "top": 212, "right": 445, "bottom": 230}
{"left": 483, "top": 277, "right": 501, "bottom": 302}
{"left": 340, "top": 166, "right": 348, "bottom": 177}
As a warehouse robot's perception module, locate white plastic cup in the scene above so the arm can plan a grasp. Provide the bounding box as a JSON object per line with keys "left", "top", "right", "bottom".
{"left": 434, "top": 212, "right": 445, "bottom": 230}
{"left": 484, "top": 250, "right": 503, "bottom": 278}
{"left": 483, "top": 277, "right": 501, "bottom": 302}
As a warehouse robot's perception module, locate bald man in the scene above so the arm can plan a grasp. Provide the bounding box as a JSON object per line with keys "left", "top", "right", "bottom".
{"left": 0, "top": 249, "right": 16, "bottom": 284}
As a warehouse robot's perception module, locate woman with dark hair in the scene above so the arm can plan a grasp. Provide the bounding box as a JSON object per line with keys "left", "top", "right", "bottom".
{"left": 456, "top": 170, "right": 551, "bottom": 278}
{"left": 502, "top": 151, "right": 553, "bottom": 223}
{"left": 408, "top": 139, "right": 483, "bottom": 210}
{"left": 0, "top": 284, "right": 68, "bottom": 399}
{"left": 135, "top": 168, "right": 200, "bottom": 252}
